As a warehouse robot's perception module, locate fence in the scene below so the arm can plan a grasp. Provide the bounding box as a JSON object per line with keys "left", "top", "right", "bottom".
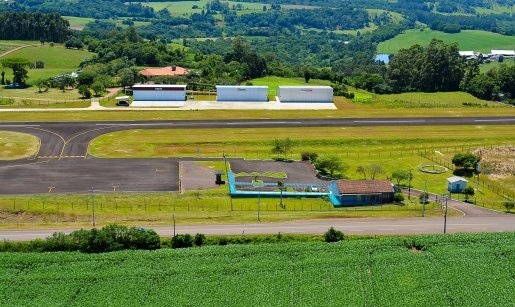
{"left": 0, "top": 97, "right": 91, "bottom": 108}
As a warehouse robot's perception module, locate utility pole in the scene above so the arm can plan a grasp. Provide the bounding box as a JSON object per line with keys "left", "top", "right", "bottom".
{"left": 91, "top": 186, "right": 96, "bottom": 227}
{"left": 422, "top": 180, "right": 427, "bottom": 217}
{"left": 257, "top": 191, "right": 261, "bottom": 222}
{"left": 173, "top": 213, "right": 176, "bottom": 237}
{"left": 408, "top": 169, "right": 412, "bottom": 200}
{"left": 444, "top": 194, "right": 448, "bottom": 234}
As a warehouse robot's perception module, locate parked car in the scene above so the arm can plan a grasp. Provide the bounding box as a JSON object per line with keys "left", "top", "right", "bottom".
{"left": 116, "top": 100, "right": 130, "bottom": 106}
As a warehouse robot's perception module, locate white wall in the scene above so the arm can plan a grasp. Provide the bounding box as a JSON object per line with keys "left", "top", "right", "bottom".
{"left": 216, "top": 86, "right": 268, "bottom": 102}
{"left": 278, "top": 86, "right": 333, "bottom": 103}
{"left": 132, "top": 85, "right": 187, "bottom": 101}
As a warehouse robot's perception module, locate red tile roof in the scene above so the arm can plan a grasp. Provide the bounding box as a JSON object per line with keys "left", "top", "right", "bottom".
{"left": 139, "top": 66, "right": 189, "bottom": 77}
{"left": 336, "top": 180, "right": 394, "bottom": 194}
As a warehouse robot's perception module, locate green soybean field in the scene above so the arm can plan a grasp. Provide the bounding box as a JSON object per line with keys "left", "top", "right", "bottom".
{"left": 1, "top": 232, "right": 515, "bottom": 306}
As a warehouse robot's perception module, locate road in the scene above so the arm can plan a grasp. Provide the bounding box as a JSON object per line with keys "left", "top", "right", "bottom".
{"left": 1, "top": 215, "right": 514, "bottom": 241}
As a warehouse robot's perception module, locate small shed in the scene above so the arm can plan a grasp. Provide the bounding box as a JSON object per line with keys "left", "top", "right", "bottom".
{"left": 277, "top": 86, "right": 333, "bottom": 103}
{"left": 216, "top": 86, "right": 268, "bottom": 102}
{"left": 330, "top": 179, "right": 395, "bottom": 206}
{"left": 447, "top": 176, "right": 468, "bottom": 193}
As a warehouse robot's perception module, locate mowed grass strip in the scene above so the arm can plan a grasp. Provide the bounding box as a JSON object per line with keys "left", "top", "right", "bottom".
{"left": 89, "top": 125, "right": 515, "bottom": 159}
{"left": 1, "top": 232, "right": 514, "bottom": 306}
{"left": 377, "top": 29, "right": 515, "bottom": 53}
{"left": 0, "top": 131, "right": 39, "bottom": 160}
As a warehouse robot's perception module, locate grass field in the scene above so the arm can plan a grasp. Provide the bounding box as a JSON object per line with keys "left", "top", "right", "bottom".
{"left": 370, "top": 91, "right": 501, "bottom": 108}
{"left": 1, "top": 232, "right": 514, "bottom": 306}
{"left": 377, "top": 29, "right": 515, "bottom": 54}
{"left": 0, "top": 44, "right": 93, "bottom": 86}
{"left": 139, "top": 1, "right": 318, "bottom": 17}
{"left": 0, "top": 132, "right": 38, "bottom": 160}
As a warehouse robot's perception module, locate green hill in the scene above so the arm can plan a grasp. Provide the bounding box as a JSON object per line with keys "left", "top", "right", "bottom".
{"left": 378, "top": 28, "right": 515, "bottom": 54}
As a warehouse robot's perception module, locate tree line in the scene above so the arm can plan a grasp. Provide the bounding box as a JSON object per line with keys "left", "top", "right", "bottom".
{"left": 0, "top": 12, "right": 69, "bottom": 42}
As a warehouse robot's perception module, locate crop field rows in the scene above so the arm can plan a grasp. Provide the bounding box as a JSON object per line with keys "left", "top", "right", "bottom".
{"left": 1, "top": 232, "right": 514, "bottom": 306}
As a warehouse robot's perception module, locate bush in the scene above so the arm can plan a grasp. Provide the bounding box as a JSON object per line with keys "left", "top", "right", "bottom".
{"left": 171, "top": 234, "right": 193, "bottom": 248}
{"left": 301, "top": 152, "right": 318, "bottom": 162}
{"left": 394, "top": 192, "right": 405, "bottom": 203}
{"left": 324, "top": 227, "right": 345, "bottom": 243}
{"left": 419, "top": 192, "right": 429, "bottom": 204}
{"left": 194, "top": 233, "right": 206, "bottom": 247}
{"left": 504, "top": 201, "right": 515, "bottom": 213}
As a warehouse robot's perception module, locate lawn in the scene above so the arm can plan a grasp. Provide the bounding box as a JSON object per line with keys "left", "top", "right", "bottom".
{"left": 1, "top": 232, "right": 514, "bottom": 306}
{"left": 370, "top": 91, "right": 500, "bottom": 108}
{"left": 0, "top": 131, "right": 38, "bottom": 160}
{"left": 0, "top": 44, "right": 93, "bottom": 86}
{"left": 377, "top": 29, "right": 515, "bottom": 54}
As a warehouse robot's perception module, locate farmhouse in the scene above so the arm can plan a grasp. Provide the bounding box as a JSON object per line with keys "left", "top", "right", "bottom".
{"left": 447, "top": 176, "right": 468, "bottom": 193}
{"left": 330, "top": 179, "right": 395, "bottom": 206}
{"left": 131, "top": 84, "right": 187, "bottom": 107}
{"left": 277, "top": 86, "right": 333, "bottom": 103}
{"left": 139, "top": 65, "right": 190, "bottom": 78}
{"left": 216, "top": 85, "right": 269, "bottom": 102}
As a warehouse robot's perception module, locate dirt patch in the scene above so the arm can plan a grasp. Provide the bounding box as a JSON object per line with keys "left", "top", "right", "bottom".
{"left": 474, "top": 146, "right": 515, "bottom": 178}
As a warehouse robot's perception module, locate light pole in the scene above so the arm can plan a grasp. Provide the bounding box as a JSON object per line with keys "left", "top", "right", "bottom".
{"left": 90, "top": 186, "right": 96, "bottom": 227}
{"left": 257, "top": 191, "right": 261, "bottom": 222}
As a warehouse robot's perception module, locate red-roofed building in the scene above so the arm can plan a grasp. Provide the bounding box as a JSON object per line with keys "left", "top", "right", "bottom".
{"left": 139, "top": 65, "right": 190, "bottom": 77}
{"left": 331, "top": 179, "right": 395, "bottom": 206}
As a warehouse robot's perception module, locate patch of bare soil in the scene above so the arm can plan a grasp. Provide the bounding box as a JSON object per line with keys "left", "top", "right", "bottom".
{"left": 474, "top": 146, "right": 515, "bottom": 178}
{"left": 0, "top": 210, "right": 79, "bottom": 224}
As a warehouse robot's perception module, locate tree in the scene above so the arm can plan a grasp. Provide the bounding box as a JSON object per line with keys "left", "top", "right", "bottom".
{"left": 394, "top": 192, "right": 405, "bottom": 203}
{"left": 463, "top": 186, "right": 475, "bottom": 202}
{"left": 452, "top": 153, "right": 480, "bottom": 170}
{"left": 315, "top": 155, "right": 348, "bottom": 177}
{"left": 356, "top": 164, "right": 384, "bottom": 179}
{"left": 304, "top": 70, "right": 311, "bottom": 83}
{"left": 78, "top": 85, "right": 92, "bottom": 99}
{"left": 34, "top": 78, "right": 49, "bottom": 93}
{"left": 1, "top": 58, "right": 31, "bottom": 86}
{"left": 0, "top": 71, "right": 4, "bottom": 85}
{"left": 391, "top": 169, "right": 411, "bottom": 186}
{"left": 272, "top": 138, "right": 294, "bottom": 159}
{"left": 419, "top": 192, "right": 429, "bottom": 205}
{"left": 118, "top": 68, "right": 137, "bottom": 88}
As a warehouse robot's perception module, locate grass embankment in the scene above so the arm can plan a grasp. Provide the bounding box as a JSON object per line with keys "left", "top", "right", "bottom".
{"left": 1, "top": 232, "right": 514, "bottom": 306}
{"left": 377, "top": 29, "right": 515, "bottom": 54}
{"left": 0, "top": 132, "right": 39, "bottom": 160}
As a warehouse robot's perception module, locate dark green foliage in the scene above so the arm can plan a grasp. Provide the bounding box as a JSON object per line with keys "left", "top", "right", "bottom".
{"left": 171, "top": 234, "right": 193, "bottom": 248}
{"left": 462, "top": 186, "right": 475, "bottom": 202}
{"left": 324, "top": 227, "right": 345, "bottom": 243}
{"left": 394, "top": 192, "right": 405, "bottom": 203}
{"left": 194, "top": 233, "right": 206, "bottom": 247}
{"left": 452, "top": 153, "right": 480, "bottom": 170}
{"left": 504, "top": 201, "right": 515, "bottom": 213}
{"left": 0, "top": 12, "right": 70, "bottom": 42}
{"left": 419, "top": 192, "right": 430, "bottom": 204}
{"left": 0, "top": 225, "right": 160, "bottom": 253}
{"left": 300, "top": 152, "right": 318, "bottom": 162}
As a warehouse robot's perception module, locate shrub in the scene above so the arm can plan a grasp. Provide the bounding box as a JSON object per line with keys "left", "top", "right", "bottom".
{"left": 171, "top": 234, "right": 193, "bottom": 248}
{"left": 419, "top": 192, "right": 429, "bottom": 204}
{"left": 394, "top": 192, "right": 405, "bottom": 203}
{"left": 194, "top": 233, "right": 206, "bottom": 247}
{"left": 301, "top": 152, "right": 318, "bottom": 162}
{"left": 324, "top": 227, "right": 345, "bottom": 243}
{"left": 504, "top": 201, "right": 515, "bottom": 213}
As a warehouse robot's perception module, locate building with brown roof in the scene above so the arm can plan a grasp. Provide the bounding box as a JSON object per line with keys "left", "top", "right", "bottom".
{"left": 330, "top": 179, "right": 395, "bottom": 206}
{"left": 139, "top": 65, "right": 190, "bottom": 77}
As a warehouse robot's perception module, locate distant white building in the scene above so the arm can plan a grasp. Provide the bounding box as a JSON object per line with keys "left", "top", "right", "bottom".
{"left": 277, "top": 86, "right": 333, "bottom": 103}
{"left": 216, "top": 86, "right": 268, "bottom": 102}
{"left": 490, "top": 50, "right": 515, "bottom": 56}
